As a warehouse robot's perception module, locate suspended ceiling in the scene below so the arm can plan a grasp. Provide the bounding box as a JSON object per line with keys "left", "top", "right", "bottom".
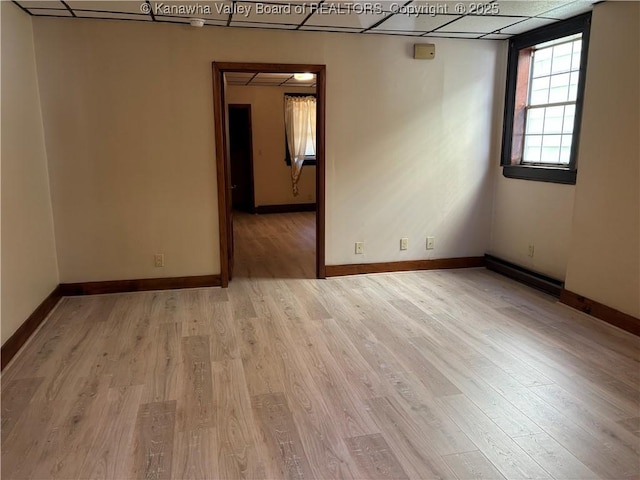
{"left": 15, "top": 0, "right": 600, "bottom": 40}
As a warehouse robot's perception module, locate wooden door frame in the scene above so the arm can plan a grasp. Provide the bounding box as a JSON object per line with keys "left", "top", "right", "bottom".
{"left": 228, "top": 103, "right": 256, "bottom": 213}
{"left": 212, "top": 62, "right": 327, "bottom": 287}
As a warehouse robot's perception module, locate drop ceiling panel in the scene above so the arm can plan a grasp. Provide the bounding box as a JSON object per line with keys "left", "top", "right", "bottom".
{"left": 149, "top": 1, "right": 231, "bottom": 20}
{"left": 541, "top": 0, "right": 599, "bottom": 19}
{"left": 255, "top": 73, "right": 295, "bottom": 80}
{"left": 305, "top": 8, "right": 387, "bottom": 29}
{"left": 283, "top": 79, "right": 315, "bottom": 86}
{"left": 27, "top": 8, "right": 73, "bottom": 16}
{"left": 229, "top": 21, "right": 298, "bottom": 29}
{"left": 299, "top": 25, "right": 362, "bottom": 32}
{"left": 68, "top": 1, "right": 149, "bottom": 14}
{"left": 19, "top": 0, "right": 65, "bottom": 8}
{"left": 233, "top": 1, "right": 308, "bottom": 24}
{"left": 74, "top": 10, "right": 153, "bottom": 20}
{"left": 483, "top": 33, "right": 513, "bottom": 40}
{"left": 426, "top": 32, "right": 482, "bottom": 38}
{"left": 501, "top": 17, "right": 557, "bottom": 34}
{"left": 436, "top": 15, "right": 524, "bottom": 33}
{"left": 403, "top": 1, "right": 506, "bottom": 17}
{"left": 373, "top": 14, "right": 460, "bottom": 33}
{"left": 225, "top": 73, "right": 256, "bottom": 80}
{"left": 489, "top": 1, "right": 573, "bottom": 17}
{"left": 366, "top": 30, "right": 427, "bottom": 36}
{"left": 154, "top": 16, "right": 227, "bottom": 24}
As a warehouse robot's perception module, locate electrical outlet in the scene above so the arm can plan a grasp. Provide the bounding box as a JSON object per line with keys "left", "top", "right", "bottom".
{"left": 400, "top": 238, "right": 408, "bottom": 250}
{"left": 528, "top": 245, "right": 535, "bottom": 258}
{"left": 154, "top": 253, "right": 165, "bottom": 267}
{"left": 426, "top": 236, "right": 435, "bottom": 250}
{"left": 355, "top": 242, "right": 364, "bottom": 254}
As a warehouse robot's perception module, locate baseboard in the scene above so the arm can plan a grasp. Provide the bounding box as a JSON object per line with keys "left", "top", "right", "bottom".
{"left": 1, "top": 285, "right": 64, "bottom": 371}
{"left": 325, "top": 257, "right": 485, "bottom": 277}
{"left": 254, "top": 203, "right": 316, "bottom": 214}
{"left": 484, "top": 254, "right": 564, "bottom": 297}
{"left": 560, "top": 289, "right": 640, "bottom": 337}
{"left": 59, "top": 274, "right": 222, "bottom": 296}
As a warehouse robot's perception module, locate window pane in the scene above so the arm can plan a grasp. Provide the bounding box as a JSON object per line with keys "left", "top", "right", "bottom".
{"left": 572, "top": 41, "right": 582, "bottom": 69}
{"left": 541, "top": 135, "right": 561, "bottom": 163}
{"left": 551, "top": 42, "right": 573, "bottom": 74}
{"left": 544, "top": 106, "right": 565, "bottom": 134}
{"left": 533, "top": 47, "right": 552, "bottom": 78}
{"left": 560, "top": 134, "right": 573, "bottom": 164}
{"left": 525, "top": 108, "right": 545, "bottom": 135}
{"left": 305, "top": 139, "right": 315, "bottom": 156}
{"left": 563, "top": 104, "right": 576, "bottom": 133}
{"left": 523, "top": 135, "right": 542, "bottom": 162}
{"left": 568, "top": 71, "right": 580, "bottom": 101}
{"left": 549, "top": 73, "right": 570, "bottom": 103}
{"left": 530, "top": 77, "right": 550, "bottom": 105}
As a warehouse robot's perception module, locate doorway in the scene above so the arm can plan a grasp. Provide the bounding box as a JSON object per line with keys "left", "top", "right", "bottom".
{"left": 228, "top": 104, "right": 255, "bottom": 213}
{"left": 212, "top": 62, "right": 327, "bottom": 287}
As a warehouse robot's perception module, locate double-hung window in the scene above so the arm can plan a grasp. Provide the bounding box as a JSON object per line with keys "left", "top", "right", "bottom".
{"left": 501, "top": 14, "right": 591, "bottom": 184}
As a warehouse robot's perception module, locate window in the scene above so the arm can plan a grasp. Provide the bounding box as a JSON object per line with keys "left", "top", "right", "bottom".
{"left": 501, "top": 14, "right": 591, "bottom": 184}
{"left": 284, "top": 93, "right": 316, "bottom": 166}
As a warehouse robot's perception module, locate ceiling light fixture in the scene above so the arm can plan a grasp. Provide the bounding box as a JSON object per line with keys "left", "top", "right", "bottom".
{"left": 190, "top": 18, "right": 205, "bottom": 27}
{"left": 294, "top": 73, "right": 314, "bottom": 81}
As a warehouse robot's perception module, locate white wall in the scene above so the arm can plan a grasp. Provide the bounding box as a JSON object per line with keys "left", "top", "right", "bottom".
{"left": 564, "top": 1, "right": 639, "bottom": 318}
{"left": 32, "top": 18, "right": 504, "bottom": 282}
{"left": 1, "top": 2, "right": 59, "bottom": 344}
{"left": 225, "top": 85, "right": 316, "bottom": 206}
{"left": 490, "top": 179, "right": 575, "bottom": 280}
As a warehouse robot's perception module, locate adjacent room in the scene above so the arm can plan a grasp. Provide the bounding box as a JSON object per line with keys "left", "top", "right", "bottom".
{"left": 224, "top": 71, "right": 319, "bottom": 279}
{"left": 2, "top": 0, "right": 639, "bottom": 479}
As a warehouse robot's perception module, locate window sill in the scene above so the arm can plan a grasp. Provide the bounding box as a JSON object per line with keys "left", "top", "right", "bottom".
{"left": 502, "top": 165, "right": 576, "bottom": 185}
{"left": 284, "top": 157, "right": 316, "bottom": 167}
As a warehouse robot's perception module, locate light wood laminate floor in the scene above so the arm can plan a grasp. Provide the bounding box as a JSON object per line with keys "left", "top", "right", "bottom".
{"left": 2, "top": 212, "right": 639, "bottom": 479}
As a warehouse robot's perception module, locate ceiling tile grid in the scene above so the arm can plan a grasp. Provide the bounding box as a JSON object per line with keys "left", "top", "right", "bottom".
{"left": 15, "top": 0, "right": 600, "bottom": 39}
{"left": 225, "top": 72, "right": 317, "bottom": 86}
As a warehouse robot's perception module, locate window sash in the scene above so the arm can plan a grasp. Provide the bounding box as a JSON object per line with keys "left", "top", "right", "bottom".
{"left": 500, "top": 13, "right": 591, "bottom": 184}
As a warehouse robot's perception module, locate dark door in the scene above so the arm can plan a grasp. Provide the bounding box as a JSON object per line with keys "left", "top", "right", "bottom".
{"left": 228, "top": 105, "right": 255, "bottom": 213}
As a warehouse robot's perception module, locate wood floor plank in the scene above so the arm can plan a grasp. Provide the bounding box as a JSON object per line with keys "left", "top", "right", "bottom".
{"left": 142, "top": 322, "right": 182, "bottom": 404}
{"left": 77, "top": 385, "right": 144, "bottom": 479}
{"left": 238, "top": 317, "right": 285, "bottom": 397}
{"left": 171, "top": 427, "right": 217, "bottom": 479}
{"left": 410, "top": 335, "right": 544, "bottom": 438}
{"left": 530, "top": 383, "right": 640, "bottom": 456}
{"left": 208, "top": 301, "right": 239, "bottom": 361}
{"left": 132, "top": 400, "right": 176, "bottom": 480}
{"left": 251, "top": 392, "right": 314, "bottom": 480}
{"left": 31, "top": 374, "right": 112, "bottom": 479}
{"left": 442, "top": 450, "right": 507, "bottom": 480}
{"left": 496, "top": 380, "right": 639, "bottom": 479}
{"left": 178, "top": 335, "right": 214, "bottom": 431}
{"left": 439, "top": 394, "right": 552, "bottom": 479}
{"left": 258, "top": 299, "right": 360, "bottom": 479}
{"left": 345, "top": 433, "right": 409, "bottom": 480}
{"left": 618, "top": 416, "right": 640, "bottom": 437}
{"left": 213, "top": 359, "right": 266, "bottom": 479}
{"left": 1, "top": 377, "right": 44, "bottom": 441}
{"left": 365, "top": 396, "right": 458, "bottom": 480}
{"left": 513, "top": 432, "right": 600, "bottom": 479}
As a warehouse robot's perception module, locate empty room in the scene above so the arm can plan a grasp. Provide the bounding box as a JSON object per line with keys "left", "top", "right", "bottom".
{"left": 2, "top": 0, "right": 639, "bottom": 479}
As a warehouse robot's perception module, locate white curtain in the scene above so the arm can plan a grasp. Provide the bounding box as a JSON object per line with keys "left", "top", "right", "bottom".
{"left": 284, "top": 95, "right": 316, "bottom": 196}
